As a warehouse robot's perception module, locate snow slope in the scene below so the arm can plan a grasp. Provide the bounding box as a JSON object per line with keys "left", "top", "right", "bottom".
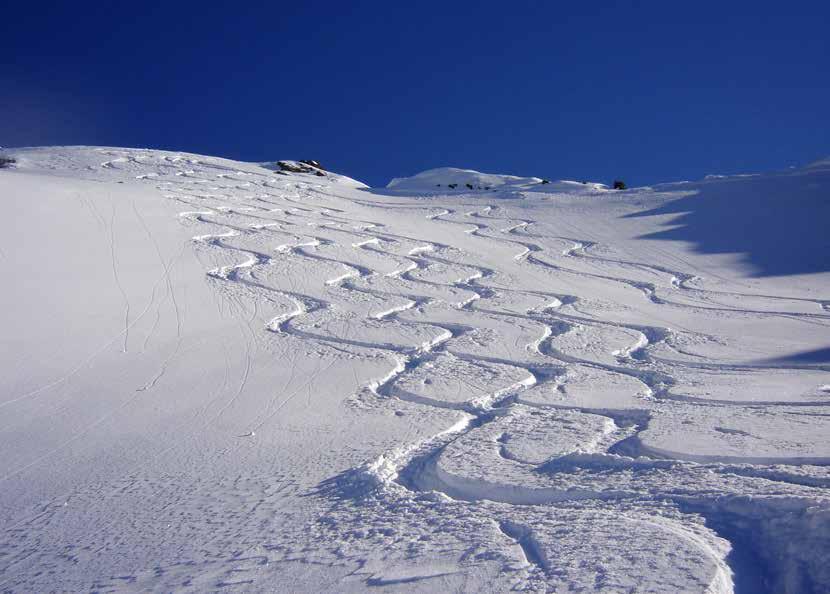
{"left": 386, "top": 166, "right": 605, "bottom": 193}
{"left": 1, "top": 147, "right": 829, "bottom": 593}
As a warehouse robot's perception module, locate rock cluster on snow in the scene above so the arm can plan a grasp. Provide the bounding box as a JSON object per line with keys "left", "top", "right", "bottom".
{"left": 275, "top": 159, "right": 327, "bottom": 176}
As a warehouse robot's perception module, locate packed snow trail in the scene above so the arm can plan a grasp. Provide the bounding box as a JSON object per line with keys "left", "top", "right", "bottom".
{"left": 0, "top": 147, "right": 829, "bottom": 593}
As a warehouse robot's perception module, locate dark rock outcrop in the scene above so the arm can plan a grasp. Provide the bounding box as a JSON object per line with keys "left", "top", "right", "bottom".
{"left": 276, "top": 160, "right": 326, "bottom": 177}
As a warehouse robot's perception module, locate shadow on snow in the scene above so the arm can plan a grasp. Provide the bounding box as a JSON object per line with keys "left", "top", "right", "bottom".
{"left": 624, "top": 165, "right": 830, "bottom": 278}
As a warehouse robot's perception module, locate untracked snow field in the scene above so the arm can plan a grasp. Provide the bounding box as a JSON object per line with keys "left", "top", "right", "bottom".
{"left": 1, "top": 147, "right": 829, "bottom": 593}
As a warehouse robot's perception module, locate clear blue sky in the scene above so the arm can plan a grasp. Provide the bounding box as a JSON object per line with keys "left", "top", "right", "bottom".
{"left": 3, "top": 1, "right": 828, "bottom": 187}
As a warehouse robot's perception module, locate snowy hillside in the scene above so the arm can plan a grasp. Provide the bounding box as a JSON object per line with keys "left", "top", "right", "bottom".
{"left": 386, "top": 166, "right": 605, "bottom": 193}
{"left": 1, "top": 146, "right": 829, "bottom": 593}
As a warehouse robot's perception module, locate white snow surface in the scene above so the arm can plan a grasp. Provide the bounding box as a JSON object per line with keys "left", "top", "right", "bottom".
{"left": 386, "top": 166, "right": 605, "bottom": 193}
{"left": 1, "top": 146, "right": 829, "bottom": 593}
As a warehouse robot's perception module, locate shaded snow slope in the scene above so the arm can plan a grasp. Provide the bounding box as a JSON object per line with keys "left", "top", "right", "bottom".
{"left": 637, "top": 160, "right": 830, "bottom": 277}
{"left": 1, "top": 146, "right": 829, "bottom": 593}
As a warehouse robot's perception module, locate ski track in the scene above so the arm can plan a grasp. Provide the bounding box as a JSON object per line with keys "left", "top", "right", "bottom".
{"left": 9, "top": 151, "right": 825, "bottom": 592}
{"left": 167, "top": 167, "right": 828, "bottom": 586}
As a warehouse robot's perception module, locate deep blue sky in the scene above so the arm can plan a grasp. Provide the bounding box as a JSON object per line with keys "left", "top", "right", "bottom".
{"left": 2, "top": 1, "right": 828, "bottom": 187}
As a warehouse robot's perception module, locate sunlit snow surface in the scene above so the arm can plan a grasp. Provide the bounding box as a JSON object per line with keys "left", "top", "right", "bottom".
{"left": 1, "top": 147, "right": 829, "bottom": 593}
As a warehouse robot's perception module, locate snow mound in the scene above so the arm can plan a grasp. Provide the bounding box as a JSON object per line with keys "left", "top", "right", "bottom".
{"left": 804, "top": 156, "right": 830, "bottom": 170}
{"left": 386, "top": 166, "right": 604, "bottom": 192}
